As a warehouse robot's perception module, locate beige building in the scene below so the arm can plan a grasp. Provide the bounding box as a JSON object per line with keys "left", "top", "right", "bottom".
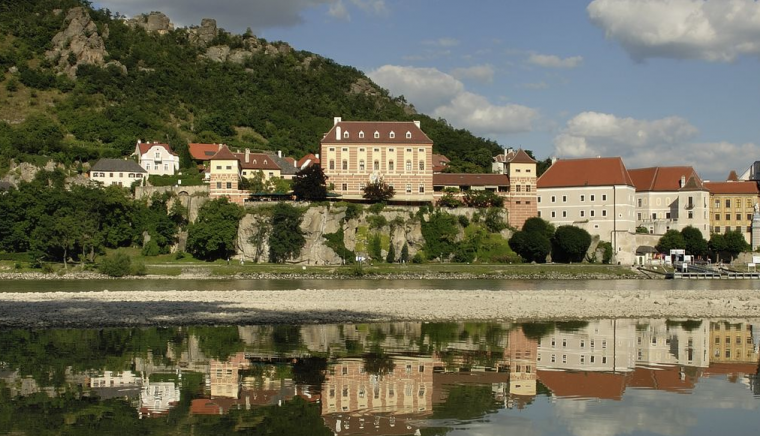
{"left": 628, "top": 166, "right": 710, "bottom": 239}
{"left": 89, "top": 158, "right": 147, "bottom": 187}
{"left": 321, "top": 117, "right": 434, "bottom": 202}
{"left": 704, "top": 180, "right": 760, "bottom": 244}
{"left": 537, "top": 157, "right": 637, "bottom": 251}
{"left": 208, "top": 145, "right": 247, "bottom": 203}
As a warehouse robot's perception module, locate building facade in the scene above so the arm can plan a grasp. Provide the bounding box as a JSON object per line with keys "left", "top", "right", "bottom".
{"left": 133, "top": 141, "right": 180, "bottom": 176}
{"left": 537, "top": 157, "right": 637, "bottom": 250}
{"left": 208, "top": 145, "right": 246, "bottom": 203}
{"left": 321, "top": 117, "right": 434, "bottom": 202}
{"left": 89, "top": 158, "right": 147, "bottom": 187}
{"left": 628, "top": 167, "right": 710, "bottom": 239}
{"left": 704, "top": 180, "right": 760, "bottom": 244}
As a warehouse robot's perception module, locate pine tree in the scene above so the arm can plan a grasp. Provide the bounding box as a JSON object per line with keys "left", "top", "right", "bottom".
{"left": 386, "top": 243, "right": 396, "bottom": 263}
{"left": 400, "top": 242, "right": 409, "bottom": 263}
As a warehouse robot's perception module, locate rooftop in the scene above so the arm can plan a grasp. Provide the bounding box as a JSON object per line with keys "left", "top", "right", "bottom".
{"left": 537, "top": 157, "right": 634, "bottom": 189}
{"left": 322, "top": 118, "right": 433, "bottom": 145}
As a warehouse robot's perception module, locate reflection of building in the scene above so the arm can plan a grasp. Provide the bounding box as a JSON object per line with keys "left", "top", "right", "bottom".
{"left": 504, "top": 327, "right": 538, "bottom": 401}
{"left": 636, "top": 319, "right": 710, "bottom": 367}
{"left": 139, "top": 379, "right": 180, "bottom": 418}
{"left": 537, "top": 320, "right": 637, "bottom": 373}
{"left": 89, "top": 370, "right": 140, "bottom": 388}
{"left": 322, "top": 356, "right": 439, "bottom": 435}
{"left": 210, "top": 352, "right": 249, "bottom": 398}
{"left": 538, "top": 370, "right": 628, "bottom": 401}
{"left": 710, "top": 321, "right": 758, "bottom": 363}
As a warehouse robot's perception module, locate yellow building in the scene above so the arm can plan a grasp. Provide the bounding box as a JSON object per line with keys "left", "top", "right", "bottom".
{"left": 709, "top": 321, "right": 759, "bottom": 363}
{"left": 704, "top": 180, "right": 760, "bottom": 243}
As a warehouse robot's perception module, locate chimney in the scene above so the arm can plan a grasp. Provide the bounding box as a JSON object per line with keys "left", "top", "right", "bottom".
{"left": 334, "top": 116, "right": 342, "bottom": 125}
{"left": 278, "top": 150, "right": 282, "bottom": 158}
{"left": 336, "top": 126, "right": 342, "bottom": 141}
{"left": 680, "top": 176, "right": 686, "bottom": 187}
{"left": 551, "top": 156, "right": 557, "bottom": 165}
{"left": 315, "top": 153, "right": 320, "bottom": 160}
{"left": 245, "top": 148, "right": 250, "bottom": 163}
{"left": 413, "top": 120, "right": 421, "bottom": 128}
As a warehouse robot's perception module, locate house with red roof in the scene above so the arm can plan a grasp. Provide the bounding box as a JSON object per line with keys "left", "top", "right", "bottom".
{"left": 628, "top": 166, "right": 710, "bottom": 239}
{"left": 133, "top": 140, "right": 180, "bottom": 176}
{"left": 296, "top": 153, "right": 320, "bottom": 170}
{"left": 537, "top": 157, "right": 637, "bottom": 248}
{"left": 321, "top": 117, "right": 434, "bottom": 202}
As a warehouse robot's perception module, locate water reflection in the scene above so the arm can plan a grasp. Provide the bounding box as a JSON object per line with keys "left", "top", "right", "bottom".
{"left": 0, "top": 319, "right": 758, "bottom": 435}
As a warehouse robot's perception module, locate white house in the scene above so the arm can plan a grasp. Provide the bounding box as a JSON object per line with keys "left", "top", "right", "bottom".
{"left": 89, "top": 158, "right": 147, "bottom": 187}
{"left": 133, "top": 140, "right": 180, "bottom": 176}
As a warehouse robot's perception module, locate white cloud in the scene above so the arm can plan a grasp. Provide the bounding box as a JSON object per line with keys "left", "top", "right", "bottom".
{"left": 588, "top": 0, "right": 760, "bottom": 62}
{"left": 451, "top": 64, "right": 495, "bottom": 84}
{"left": 96, "top": 0, "right": 387, "bottom": 33}
{"left": 553, "top": 111, "right": 757, "bottom": 180}
{"left": 528, "top": 53, "right": 583, "bottom": 69}
{"left": 368, "top": 65, "right": 538, "bottom": 136}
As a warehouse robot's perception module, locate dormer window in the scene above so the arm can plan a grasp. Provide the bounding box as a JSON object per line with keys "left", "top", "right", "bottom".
{"left": 253, "top": 160, "right": 257, "bottom": 165}
{"left": 264, "top": 160, "right": 268, "bottom": 165}
{"left": 389, "top": 131, "right": 395, "bottom": 139}
{"left": 374, "top": 131, "right": 380, "bottom": 139}
{"left": 343, "top": 131, "right": 349, "bottom": 139}
{"left": 406, "top": 131, "right": 412, "bottom": 139}
{"left": 359, "top": 131, "right": 365, "bottom": 139}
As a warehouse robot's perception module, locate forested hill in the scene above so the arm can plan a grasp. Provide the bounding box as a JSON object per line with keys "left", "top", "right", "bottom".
{"left": 0, "top": 0, "right": 504, "bottom": 174}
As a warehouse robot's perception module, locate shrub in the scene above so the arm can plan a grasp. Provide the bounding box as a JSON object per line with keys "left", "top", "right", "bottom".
{"left": 484, "top": 207, "right": 506, "bottom": 233}
{"left": 509, "top": 231, "right": 551, "bottom": 263}
{"left": 367, "top": 214, "right": 388, "bottom": 229}
{"left": 412, "top": 252, "right": 424, "bottom": 264}
{"left": 343, "top": 203, "right": 362, "bottom": 221}
{"left": 141, "top": 239, "right": 161, "bottom": 256}
{"left": 458, "top": 215, "right": 470, "bottom": 228}
{"left": 551, "top": 225, "right": 592, "bottom": 263}
{"left": 368, "top": 202, "right": 386, "bottom": 214}
{"left": 99, "top": 252, "right": 132, "bottom": 277}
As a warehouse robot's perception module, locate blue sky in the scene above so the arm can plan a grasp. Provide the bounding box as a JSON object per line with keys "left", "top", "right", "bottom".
{"left": 95, "top": 0, "right": 760, "bottom": 180}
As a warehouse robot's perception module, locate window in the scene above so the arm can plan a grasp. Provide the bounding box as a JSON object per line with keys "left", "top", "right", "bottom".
{"left": 329, "top": 147, "right": 335, "bottom": 152}
{"left": 715, "top": 214, "right": 720, "bottom": 221}
{"left": 748, "top": 214, "right": 753, "bottom": 221}
{"left": 551, "top": 196, "right": 556, "bottom": 203}
{"left": 419, "top": 148, "right": 425, "bottom": 152}
{"left": 342, "top": 160, "right": 348, "bottom": 170}
{"left": 580, "top": 210, "right": 585, "bottom": 217}
{"left": 341, "top": 183, "right": 347, "bottom": 191}
{"left": 343, "top": 131, "right": 349, "bottom": 139}
{"left": 638, "top": 198, "right": 642, "bottom": 207}
{"left": 581, "top": 195, "right": 586, "bottom": 202}
{"left": 419, "top": 160, "right": 425, "bottom": 170}
{"left": 602, "top": 194, "right": 607, "bottom": 201}
{"left": 359, "top": 131, "right": 365, "bottom": 139}
{"left": 562, "top": 355, "right": 567, "bottom": 363}
{"left": 516, "top": 185, "right": 521, "bottom": 193}
{"left": 590, "top": 210, "right": 595, "bottom": 217}
{"left": 359, "top": 160, "right": 365, "bottom": 171}
{"left": 526, "top": 185, "right": 531, "bottom": 192}
{"left": 406, "top": 131, "right": 412, "bottom": 139}
{"left": 715, "top": 226, "right": 721, "bottom": 233}
{"left": 602, "top": 210, "right": 607, "bottom": 217}
{"left": 329, "top": 160, "right": 335, "bottom": 170}
{"left": 419, "top": 185, "right": 425, "bottom": 193}
{"left": 688, "top": 211, "right": 693, "bottom": 219}
{"left": 580, "top": 355, "right": 585, "bottom": 364}
{"left": 638, "top": 213, "right": 642, "bottom": 220}
{"left": 406, "top": 160, "right": 412, "bottom": 171}
{"left": 726, "top": 199, "right": 731, "bottom": 208}
{"left": 715, "top": 199, "right": 720, "bottom": 208}
{"left": 406, "top": 148, "right": 412, "bottom": 152}
{"left": 590, "top": 195, "right": 595, "bottom": 201}
{"left": 389, "top": 131, "right": 395, "bottom": 139}
{"left": 373, "top": 160, "right": 380, "bottom": 171}
{"left": 562, "top": 211, "right": 567, "bottom": 218}
{"left": 389, "top": 161, "right": 394, "bottom": 171}
{"left": 551, "top": 354, "right": 556, "bottom": 363}
{"left": 736, "top": 213, "right": 742, "bottom": 221}
{"left": 562, "top": 195, "right": 567, "bottom": 202}
{"left": 374, "top": 148, "right": 380, "bottom": 152}
{"left": 406, "top": 184, "right": 411, "bottom": 193}
{"left": 389, "top": 148, "right": 395, "bottom": 152}
{"left": 226, "top": 182, "right": 232, "bottom": 189}
{"left": 551, "top": 211, "right": 556, "bottom": 218}
{"left": 562, "top": 339, "right": 567, "bottom": 347}
{"left": 374, "top": 131, "right": 380, "bottom": 139}
{"left": 216, "top": 182, "right": 221, "bottom": 189}
{"left": 726, "top": 214, "right": 731, "bottom": 221}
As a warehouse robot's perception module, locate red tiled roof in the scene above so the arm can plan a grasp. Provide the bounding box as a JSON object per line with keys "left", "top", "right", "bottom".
{"left": 493, "top": 148, "right": 535, "bottom": 164}
{"left": 189, "top": 143, "right": 225, "bottom": 161}
{"left": 628, "top": 166, "right": 706, "bottom": 192}
{"left": 537, "top": 157, "right": 634, "bottom": 188}
{"left": 297, "top": 153, "right": 320, "bottom": 169}
{"left": 704, "top": 181, "right": 760, "bottom": 195}
{"left": 432, "top": 154, "right": 450, "bottom": 172}
{"left": 727, "top": 170, "right": 739, "bottom": 181}
{"left": 136, "top": 142, "right": 178, "bottom": 156}
{"left": 235, "top": 152, "right": 281, "bottom": 170}
{"left": 434, "top": 173, "right": 510, "bottom": 187}
{"left": 626, "top": 366, "right": 697, "bottom": 393}
{"left": 209, "top": 144, "right": 238, "bottom": 161}
{"left": 537, "top": 370, "right": 628, "bottom": 400}
{"left": 322, "top": 120, "right": 433, "bottom": 145}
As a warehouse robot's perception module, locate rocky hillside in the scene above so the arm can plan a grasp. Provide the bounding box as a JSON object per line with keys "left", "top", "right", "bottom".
{"left": 0, "top": 0, "right": 504, "bottom": 176}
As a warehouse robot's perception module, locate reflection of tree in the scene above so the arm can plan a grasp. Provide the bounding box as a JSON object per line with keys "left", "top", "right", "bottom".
{"left": 555, "top": 320, "right": 589, "bottom": 333}
{"left": 665, "top": 319, "right": 703, "bottom": 331}
{"left": 272, "top": 325, "right": 303, "bottom": 354}
{"left": 362, "top": 346, "right": 396, "bottom": 376}
{"left": 189, "top": 326, "right": 244, "bottom": 360}
{"left": 248, "top": 397, "right": 332, "bottom": 436}
{"left": 431, "top": 385, "right": 500, "bottom": 421}
{"left": 519, "top": 322, "right": 555, "bottom": 341}
{"left": 292, "top": 357, "right": 327, "bottom": 389}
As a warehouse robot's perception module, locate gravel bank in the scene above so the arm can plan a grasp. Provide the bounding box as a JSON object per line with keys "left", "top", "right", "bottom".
{"left": 0, "top": 288, "right": 758, "bottom": 328}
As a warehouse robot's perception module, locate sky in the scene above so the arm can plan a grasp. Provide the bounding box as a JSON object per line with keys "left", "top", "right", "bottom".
{"left": 93, "top": 0, "right": 760, "bottom": 181}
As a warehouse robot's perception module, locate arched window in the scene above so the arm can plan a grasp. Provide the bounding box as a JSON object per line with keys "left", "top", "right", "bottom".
{"left": 359, "top": 131, "right": 365, "bottom": 139}
{"left": 343, "top": 131, "right": 349, "bottom": 139}
{"left": 419, "top": 160, "right": 425, "bottom": 171}
{"left": 374, "top": 160, "right": 380, "bottom": 171}
{"left": 359, "top": 160, "right": 365, "bottom": 171}
{"left": 374, "top": 131, "right": 380, "bottom": 139}
{"left": 389, "top": 131, "right": 395, "bottom": 139}
{"left": 389, "top": 160, "right": 394, "bottom": 171}
{"left": 406, "top": 160, "right": 412, "bottom": 171}
{"left": 329, "top": 160, "right": 335, "bottom": 170}
{"left": 406, "top": 131, "right": 412, "bottom": 139}
{"left": 342, "top": 160, "right": 348, "bottom": 170}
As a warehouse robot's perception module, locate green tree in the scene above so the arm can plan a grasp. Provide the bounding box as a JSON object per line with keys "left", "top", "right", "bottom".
{"left": 522, "top": 217, "right": 555, "bottom": 240}
{"left": 98, "top": 251, "right": 133, "bottom": 277}
{"left": 186, "top": 198, "right": 245, "bottom": 260}
{"left": 362, "top": 180, "right": 395, "bottom": 202}
{"left": 509, "top": 230, "right": 551, "bottom": 263}
{"left": 723, "top": 229, "right": 750, "bottom": 259}
{"left": 386, "top": 242, "right": 396, "bottom": 263}
{"left": 368, "top": 233, "right": 382, "bottom": 260}
{"left": 292, "top": 165, "right": 327, "bottom": 201}
{"left": 400, "top": 242, "right": 410, "bottom": 263}
{"left": 268, "top": 202, "right": 306, "bottom": 263}
{"left": 681, "top": 226, "right": 708, "bottom": 258}
{"left": 551, "top": 225, "right": 592, "bottom": 263}
{"left": 656, "top": 229, "right": 686, "bottom": 254}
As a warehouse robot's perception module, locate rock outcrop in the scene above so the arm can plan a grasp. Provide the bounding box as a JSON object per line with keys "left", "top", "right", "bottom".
{"left": 127, "top": 12, "right": 174, "bottom": 34}
{"left": 45, "top": 7, "right": 123, "bottom": 77}
{"left": 188, "top": 18, "right": 218, "bottom": 47}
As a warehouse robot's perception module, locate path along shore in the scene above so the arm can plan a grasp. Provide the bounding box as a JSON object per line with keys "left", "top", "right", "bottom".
{"left": 0, "top": 288, "right": 758, "bottom": 328}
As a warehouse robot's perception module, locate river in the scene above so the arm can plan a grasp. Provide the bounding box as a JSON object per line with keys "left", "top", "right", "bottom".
{"left": 0, "top": 279, "right": 759, "bottom": 435}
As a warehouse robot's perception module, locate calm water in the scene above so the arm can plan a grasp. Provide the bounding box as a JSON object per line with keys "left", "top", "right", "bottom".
{"left": 1, "top": 316, "right": 758, "bottom": 435}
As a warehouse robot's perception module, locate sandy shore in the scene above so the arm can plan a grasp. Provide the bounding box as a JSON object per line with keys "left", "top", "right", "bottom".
{"left": 0, "top": 288, "right": 758, "bottom": 328}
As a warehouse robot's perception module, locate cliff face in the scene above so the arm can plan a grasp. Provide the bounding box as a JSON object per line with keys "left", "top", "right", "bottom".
{"left": 234, "top": 205, "right": 507, "bottom": 265}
